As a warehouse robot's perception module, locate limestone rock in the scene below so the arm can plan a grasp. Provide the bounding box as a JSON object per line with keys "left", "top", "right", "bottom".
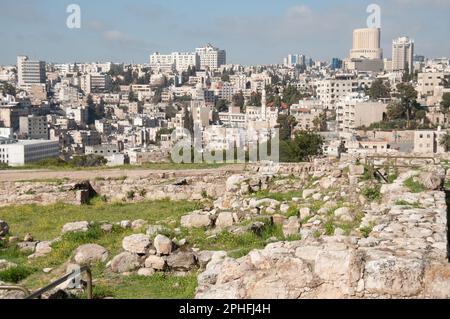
{"left": 61, "top": 221, "right": 89, "bottom": 234}
{"left": 299, "top": 207, "right": 311, "bottom": 220}
{"left": 349, "top": 165, "right": 365, "bottom": 177}
{"left": 166, "top": 251, "right": 197, "bottom": 271}
{"left": 180, "top": 213, "right": 212, "bottom": 228}
{"left": 364, "top": 257, "right": 424, "bottom": 297}
{"left": 144, "top": 255, "right": 166, "bottom": 270}
{"left": 122, "top": 234, "right": 151, "bottom": 254}
{"left": 74, "top": 244, "right": 108, "bottom": 265}
{"left": 215, "top": 212, "right": 236, "bottom": 229}
{"left": 28, "top": 241, "right": 52, "bottom": 259}
{"left": 110, "top": 252, "right": 141, "bottom": 273}
{"left": 226, "top": 175, "right": 246, "bottom": 192}
{"left": 154, "top": 234, "right": 173, "bottom": 255}
{"left": 417, "top": 172, "right": 443, "bottom": 191}
{"left": 334, "top": 207, "right": 353, "bottom": 222}
{"left": 282, "top": 217, "right": 301, "bottom": 237}
{"left": 131, "top": 219, "right": 147, "bottom": 230}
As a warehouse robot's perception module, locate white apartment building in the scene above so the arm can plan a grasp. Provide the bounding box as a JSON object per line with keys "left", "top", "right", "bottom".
{"left": 211, "top": 81, "right": 235, "bottom": 101}
{"left": 150, "top": 52, "right": 200, "bottom": 72}
{"left": 414, "top": 129, "right": 446, "bottom": 154}
{"left": 17, "top": 56, "right": 46, "bottom": 90}
{"left": 195, "top": 44, "right": 226, "bottom": 70}
{"left": 315, "top": 76, "right": 373, "bottom": 109}
{"left": 417, "top": 72, "right": 449, "bottom": 97}
{"left": 19, "top": 115, "right": 48, "bottom": 139}
{"left": 80, "top": 74, "right": 112, "bottom": 94}
{"left": 0, "top": 139, "right": 59, "bottom": 166}
{"left": 392, "top": 37, "right": 414, "bottom": 74}
{"left": 336, "top": 93, "right": 387, "bottom": 132}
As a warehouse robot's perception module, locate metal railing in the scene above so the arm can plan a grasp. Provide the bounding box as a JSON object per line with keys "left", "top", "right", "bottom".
{"left": 0, "top": 265, "right": 92, "bottom": 299}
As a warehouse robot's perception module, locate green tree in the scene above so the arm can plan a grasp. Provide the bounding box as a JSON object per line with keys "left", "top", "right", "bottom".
{"left": 86, "top": 94, "right": 96, "bottom": 124}
{"left": 247, "top": 92, "right": 261, "bottom": 106}
{"left": 312, "top": 113, "right": 327, "bottom": 132}
{"left": 441, "top": 93, "right": 450, "bottom": 113}
{"left": 277, "top": 114, "right": 297, "bottom": 141}
{"left": 215, "top": 99, "right": 229, "bottom": 113}
{"left": 94, "top": 97, "right": 105, "bottom": 119}
{"left": 165, "top": 104, "right": 178, "bottom": 119}
{"left": 386, "top": 101, "right": 406, "bottom": 121}
{"left": 368, "top": 79, "right": 391, "bottom": 100}
{"left": 128, "top": 90, "right": 139, "bottom": 102}
{"left": 232, "top": 91, "right": 245, "bottom": 110}
{"left": 0, "top": 82, "right": 16, "bottom": 96}
{"left": 440, "top": 133, "right": 450, "bottom": 152}
{"left": 279, "top": 131, "right": 324, "bottom": 162}
{"left": 396, "top": 83, "right": 418, "bottom": 127}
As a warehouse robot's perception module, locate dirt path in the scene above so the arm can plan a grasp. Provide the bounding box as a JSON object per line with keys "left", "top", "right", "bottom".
{"left": 0, "top": 164, "right": 247, "bottom": 182}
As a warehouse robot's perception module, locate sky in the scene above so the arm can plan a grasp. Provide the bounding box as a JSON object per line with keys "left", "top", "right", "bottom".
{"left": 0, "top": 0, "right": 449, "bottom": 65}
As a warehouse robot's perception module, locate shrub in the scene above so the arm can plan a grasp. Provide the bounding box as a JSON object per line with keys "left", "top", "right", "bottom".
{"left": 362, "top": 186, "right": 381, "bottom": 201}
{"left": 126, "top": 191, "right": 135, "bottom": 200}
{"left": 0, "top": 265, "right": 34, "bottom": 283}
{"left": 360, "top": 223, "right": 375, "bottom": 238}
{"left": 139, "top": 189, "right": 147, "bottom": 197}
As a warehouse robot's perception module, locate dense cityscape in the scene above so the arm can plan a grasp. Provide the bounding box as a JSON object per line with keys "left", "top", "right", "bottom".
{"left": 0, "top": 25, "right": 449, "bottom": 167}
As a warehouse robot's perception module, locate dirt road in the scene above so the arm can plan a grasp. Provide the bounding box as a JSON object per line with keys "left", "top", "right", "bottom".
{"left": 0, "top": 164, "right": 247, "bottom": 182}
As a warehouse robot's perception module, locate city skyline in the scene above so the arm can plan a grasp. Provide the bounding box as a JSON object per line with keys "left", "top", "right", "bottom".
{"left": 0, "top": 0, "right": 449, "bottom": 65}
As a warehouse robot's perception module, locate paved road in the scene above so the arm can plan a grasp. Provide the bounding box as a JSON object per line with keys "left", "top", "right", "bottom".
{"left": 0, "top": 164, "right": 247, "bottom": 182}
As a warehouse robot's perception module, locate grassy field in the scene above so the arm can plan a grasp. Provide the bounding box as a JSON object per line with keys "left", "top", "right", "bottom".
{"left": 0, "top": 199, "right": 200, "bottom": 240}
{"left": 0, "top": 197, "right": 298, "bottom": 298}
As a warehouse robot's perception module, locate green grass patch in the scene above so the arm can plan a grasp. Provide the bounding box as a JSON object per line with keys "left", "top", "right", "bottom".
{"left": 0, "top": 200, "right": 199, "bottom": 240}
{"left": 394, "top": 200, "right": 422, "bottom": 208}
{"left": 362, "top": 186, "right": 381, "bottom": 201}
{"left": 404, "top": 177, "right": 426, "bottom": 193}
{"left": 97, "top": 273, "right": 198, "bottom": 299}
{"left": 186, "top": 223, "right": 288, "bottom": 259}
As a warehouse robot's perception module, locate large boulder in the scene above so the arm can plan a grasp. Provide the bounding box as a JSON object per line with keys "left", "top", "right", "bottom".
{"left": 180, "top": 213, "right": 212, "bottom": 228}
{"left": 0, "top": 220, "right": 9, "bottom": 237}
{"left": 74, "top": 244, "right": 108, "bottom": 265}
{"left": 28, "top": 241, "right": 52, "bottom": 259}
{"left": 122, "top": 234, "right": 151, "bottom": 254}
{"left": 215, "top": 212, "right": 237, "bottom": 229}
{"left": 61, "top": 221, "right": 89, "bottom": 234}
{"left": 166, "top": 251, "right": 197, "bottom": 271}
{"left": 364, "top": 257, "right": 425, "bottom": 297}
{"left": 144, "top": 255, "right": 166, "bottom": 270}
{"left": 17, "top": 241, "right": 38, "bottom": 253}
{"left": 153, "top": 234, "right": 173, "bottom": 255}
{"left": 110, "top": 252, "right": 141, "bottom": 273}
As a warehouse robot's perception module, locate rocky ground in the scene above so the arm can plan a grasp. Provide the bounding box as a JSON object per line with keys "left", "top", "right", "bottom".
{"left": 0, "top": 159, "right": 449, "bottom": 299}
